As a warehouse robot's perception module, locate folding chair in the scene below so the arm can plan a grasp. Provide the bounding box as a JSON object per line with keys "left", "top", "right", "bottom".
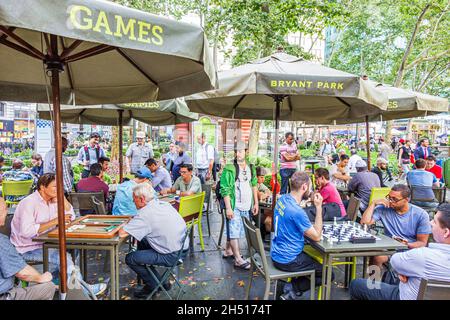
{"left": 242, "top": 217, "right": 315, "bottom": 300}
{"left": 417, "top": 279, "right": 450, "bottom": 300}
{"left": 368, "top": 187, "right": 391, "bottom": 204}
{"left": 144, "top": 224, "right": 193, "bottom": 300}
{"left": 178, "top": 192, "right": 206, "bottom": 251}
{"left": 345, "top": 195, "right": 360, "bottom": 222}
{"left": 409, "top": 185, "right": 440, "bottom": 216}
{"left": 68, "top": 192, "right": 105, "bottom": 216}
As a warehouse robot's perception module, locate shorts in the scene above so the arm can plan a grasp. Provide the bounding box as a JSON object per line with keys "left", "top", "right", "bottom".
{"left": 226, "top": 209, "right": 249, "bottom": 239}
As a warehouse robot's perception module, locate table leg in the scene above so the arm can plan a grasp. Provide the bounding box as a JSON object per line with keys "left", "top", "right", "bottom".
{"left": 320, "top": 254, "right": 328, "bottom": 300}
{"left": 115, "top": 244, "right": 120, "bottom": 299}
{"left": 110, "top": 246, "right": 116, "bottom": 300}
{"left": 325, "top": 256, "right": 333, "bottom": 300}
{"left": 43, "top": 244, "right": 49, "bottom": 273}
{"left": 362, "top": 256, "right": 368, "bottom": 278}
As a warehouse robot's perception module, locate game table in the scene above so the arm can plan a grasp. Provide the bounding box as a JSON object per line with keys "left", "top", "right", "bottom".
{"left": 306, "top": 222, "right": 407, "bottom": 300}
{"left": 33, "top": 215, "right": 132, "bottom": 300}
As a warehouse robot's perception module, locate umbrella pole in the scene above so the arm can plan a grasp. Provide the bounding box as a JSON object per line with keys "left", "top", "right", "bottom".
{"left": 366, "top": 116, "right": 371, "bottom": 170}
{"left": 271, "top": 96, "right": 282, "bottom": 213}
{"left": 118, "top": 110, "right": 124, "bottom": 183}
{"left": 48, "top": 35, "right": 68, "bottom": 299}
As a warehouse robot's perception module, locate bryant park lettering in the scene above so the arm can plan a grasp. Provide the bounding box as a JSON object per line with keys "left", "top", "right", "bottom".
{"left": 270, "top": 80, "right": 345, "bottom": 90}
{"left": 68, "top": 5, "right": 164, "bottom": 46}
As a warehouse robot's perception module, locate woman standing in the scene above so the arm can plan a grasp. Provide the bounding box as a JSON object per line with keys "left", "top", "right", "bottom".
{"left": 397, "top": 139, "right": 412, "bottom": 179}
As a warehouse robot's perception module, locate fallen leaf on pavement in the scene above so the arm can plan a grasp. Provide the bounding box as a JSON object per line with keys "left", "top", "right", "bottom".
{"left": 237, "top": 280, "right": 245, "bottom": 287}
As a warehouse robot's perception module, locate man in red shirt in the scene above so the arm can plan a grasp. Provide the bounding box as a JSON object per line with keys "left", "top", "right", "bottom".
{"left": 314, "top": 167, "right": 346, "bottom": 217}
{"left": 76, "top": 163, "right": 109, "bottom": 200}
{"left": 425, "top": 155, "right": 443, "bottom": 180}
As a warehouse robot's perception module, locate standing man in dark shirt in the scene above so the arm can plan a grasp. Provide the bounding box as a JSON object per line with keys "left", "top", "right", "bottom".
{"left": 348, "top": 160, "right": 381, "bottom": 211}
{"left": 0, "top": 197, "right": 56, "bottom": 300}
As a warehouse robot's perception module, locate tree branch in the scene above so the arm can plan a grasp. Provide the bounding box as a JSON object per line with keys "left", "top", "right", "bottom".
{"left": 405, "top": 48, "right": 450, "bottom": 70}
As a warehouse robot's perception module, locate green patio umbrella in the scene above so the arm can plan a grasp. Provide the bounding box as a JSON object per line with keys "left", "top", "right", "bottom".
{"left": 37, "top": 99, "right": 199, "bottom": 126}
{"left": 0, "top": 0, "right": 216, "bottom": 298}
{"left": 186, "top": 51, "right": 388, "bottom": 212}
{"left": 307, "top": 82, "right": 449, "bottom": 168}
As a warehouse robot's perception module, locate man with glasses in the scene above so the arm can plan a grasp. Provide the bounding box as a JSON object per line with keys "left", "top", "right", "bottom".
{"left": 361, "top": 184, "right": 431, "bottom": 269}
{"left": 350, "top": 203, "right": 450, "bottom": 300}
{"left": 77, "top": 132, "right": 106, "bottom": 179}
{"left": 161, "top": 164, "right": 201, "bottom": 196}
{"left": 126, "top": 131, "right": 154, "bottom": 175}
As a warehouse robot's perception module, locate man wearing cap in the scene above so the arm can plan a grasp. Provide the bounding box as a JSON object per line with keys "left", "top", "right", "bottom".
{"left": 220, "top": 141, "right": 258, "bottom": 270}
{"left": 126, "top": 131, "right": 154, "bottom": 175}
{"left": 348, "top": 159, "right": 381, "bottom": 211}
{"left": 112, "top": 167, "right": 153, "bottom": 216}
{"left": 77, "top": 132, "right": 106, "bottom": 179}
{"left": 371, "top": 157, "right": 393, "bottom": 187}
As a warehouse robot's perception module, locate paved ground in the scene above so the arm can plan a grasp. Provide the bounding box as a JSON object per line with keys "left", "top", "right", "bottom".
{"left": 82, "top": 200, "right": 357, "bottom": 300}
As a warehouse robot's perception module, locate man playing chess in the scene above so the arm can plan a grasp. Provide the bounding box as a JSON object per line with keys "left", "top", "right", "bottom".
{"left": 271, "top": 171, "right": 324, "bottom": 300}
{"left": 360, "top": 184, "right": 431, "bottom": 270}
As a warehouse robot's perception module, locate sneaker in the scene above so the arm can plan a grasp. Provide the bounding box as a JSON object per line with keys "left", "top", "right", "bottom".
{"left": 88, "top": 283, "right": 107, "bottom": 296}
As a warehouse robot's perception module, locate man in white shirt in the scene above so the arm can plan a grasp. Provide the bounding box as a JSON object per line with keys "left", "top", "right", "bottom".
{"left": 348, "top": 149, "right": 363, "bottom": 173}
{"left": 195, "top": 133, "right": 215, "bottom": 184}
{"left": 119, "top": 183, "right": 188, "bottom": 299}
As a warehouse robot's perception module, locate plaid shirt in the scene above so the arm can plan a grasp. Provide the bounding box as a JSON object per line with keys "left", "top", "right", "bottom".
{"left": 43, "top": 148, "right": 73, "bottom": 193}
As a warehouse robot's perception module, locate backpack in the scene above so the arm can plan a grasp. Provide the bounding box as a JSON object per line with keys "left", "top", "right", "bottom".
{"left": 215, "top": 161, "right": 254, "bottom": 209}
{"left": 303, "top": 202, "right": 342, "bottom": 222}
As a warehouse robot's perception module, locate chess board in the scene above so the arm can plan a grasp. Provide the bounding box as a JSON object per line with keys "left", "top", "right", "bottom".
{"left": 47, "top": 215, "right": 132, "bottom": 239}
{"left": 321, "top": 221, "right": 380, "bottom": 244}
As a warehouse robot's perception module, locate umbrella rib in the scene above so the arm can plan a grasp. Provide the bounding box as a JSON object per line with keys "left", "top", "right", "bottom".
{"left": 63, "top": 44, "right": 115, "bottom": 63}
{"left": 0, "top": 25, "right": 45, "bottom": 60}
{"left": 0, "top": 37, "right": 42, "bottom": 60}
{"left": 116, "top": 48, "right": 158, "bottom": 87}
{"left": 231, "top": 95, "right": 246, "bottom": 118}
{"left": 60, "top": 40, "right": 83, "bottom": 60}
{"left": 336, "top": 97, "right": 351, "bottom": 108}
{"left": 0, "top": 26, "right": 15, "bottom": 41}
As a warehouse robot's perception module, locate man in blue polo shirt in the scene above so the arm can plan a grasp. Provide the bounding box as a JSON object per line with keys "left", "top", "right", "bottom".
{"left": 361, "top": 184, "right": 431, "bottom": 269}
{"left": 271, "top": 171, "right": 324, "bottom": 300}
{"left": 406, "top": 158, "right": 440, "bottom": 208}
{"left": 351, "top": 203, "right": 450, "bottom": 300}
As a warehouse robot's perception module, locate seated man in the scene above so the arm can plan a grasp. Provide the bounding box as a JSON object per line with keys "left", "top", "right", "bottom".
{"left": 361, "top": 184, "right": 431, "bottom": 269}
{"left": 30, "top": 153, "right": 44, "bottom": 177}
{"left": 112, "top": 167, "right": 153, "bottom": 216}
{"left": 314, "top": 168, "right": 346, "bottom": 217}
{"left": 350, "top": 203, "right": 450, "bottom": 300}
{"left": 256, "top": 167, "right": 273, "bottom": 236}
{"left": 425, "top": 155, "right": 443, "bottom": 181}
{"left": 145, "top": 158, "right": 172, "bottom": 192}
{"left": 371, "top": 157, "right": 393, "bottom": 188}
{"left": 2, "top": 159, "right": 37, "bottom": 202}
{"left": 271, "top": 171, "right": 324, "bottom": 300}
{"left": 348, "top": 160, "right": 381, "bottom": 211}
{"left": 9, "top": 173, "right": 106, "bottom": 296}
{"left": 119, "top": 183, "right": 188, "bottom": 299}
{"left": 98, "top": 157, "right": 112, "bottom": 184}
{"left": 406, "top": 158, "right": 440, "bottom": 208}
{"left": 0, "top": 196, "right": 56, "bottom": 300}
{"left": 347, "top": 149, "right": 363, "bottom": 173}
{"left": 161, "top": 164, "right": 201, "bottom": 197}
{"left": 76, "top": 163, "right": 109, "bottom": 200}
{"left": 329, "top": 154, "right": 351, "bottom": 188}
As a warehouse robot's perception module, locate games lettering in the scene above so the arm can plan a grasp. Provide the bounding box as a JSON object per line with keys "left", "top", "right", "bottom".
{"left": 67, "top": 5, "right": 164, "bottom": 46}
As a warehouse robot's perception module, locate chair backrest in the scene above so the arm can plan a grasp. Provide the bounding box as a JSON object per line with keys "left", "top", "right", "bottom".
{"left": 201, "top": 184, "right": 212, "bottom": 211}
{"left": 68, "top": 192, "right": 105, "bottom": 211}
{"left": 91, "top": 196, "right": 107, "bottom": 214}
{"left": 368, "top": 187, "right": 391, "bottom": 204}
{"left": 0, "top": 214, "right": 13, "bottom": 237}
{"left": 432, "top": 187, "right": 446, "bottom": 204}
{"left": 178, "top": 192, "right": 205, "bottom": 223}
{"left": 242, "top": 216, "right": 269, "bottom": 279}
{"left": 346, "top": 195, "right": 360, "bottom": 222}
{"left": 2, "top": 180, "right": 33, "bottom": 197}
{"left": 417, "top": 279, "right": 450, "bottom": 300}
{"left": 410, "top": 185, "right": 437, "bottom": 202}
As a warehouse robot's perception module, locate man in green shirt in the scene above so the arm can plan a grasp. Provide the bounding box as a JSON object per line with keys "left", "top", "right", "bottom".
{"left": 220, "top": 141, "right": 258, "bottom": 270}
{"left": 161, "top": 164, "right": 201, "bottom": 196}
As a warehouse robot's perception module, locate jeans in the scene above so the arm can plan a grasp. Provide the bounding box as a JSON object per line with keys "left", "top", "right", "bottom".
{"left": 280, "top": 168, "right": 296, "bottom": 195}
{"left": 125, "top": 238, "right": 179, "bottom": 290}
{"left": 349, "top": 278, "right": 400, "bottom": 300}
{"left": 273, "top": 252, "right": 323, "bottom": 293}
{"left": 196, "top": 168, "right": 209, "bottom": 184}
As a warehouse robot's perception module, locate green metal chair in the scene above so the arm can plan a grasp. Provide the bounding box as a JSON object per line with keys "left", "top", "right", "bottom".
{"left": 2, "top": 180, "right": 34, "bottom": 206}
{"left": 178, "top": 192, "right": 206, "bottom": 251}
{"left": 368, "top": 187, "right": 391, "bottom": 204}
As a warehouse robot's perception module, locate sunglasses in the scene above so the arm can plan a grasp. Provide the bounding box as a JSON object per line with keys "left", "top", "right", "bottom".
{"left": 385, "top": 195, "right": 406, "bottom": 203}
